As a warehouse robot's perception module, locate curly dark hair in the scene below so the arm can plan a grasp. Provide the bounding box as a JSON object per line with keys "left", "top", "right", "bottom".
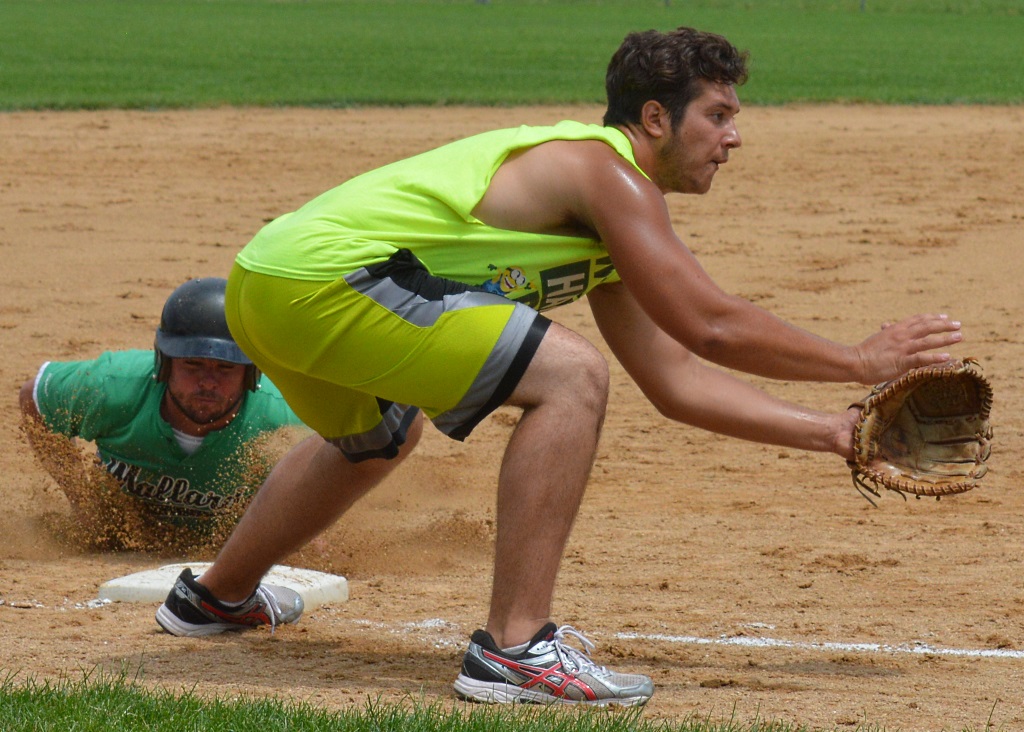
{"left": 603, "top": 27, "right": 749, "bottom": 128}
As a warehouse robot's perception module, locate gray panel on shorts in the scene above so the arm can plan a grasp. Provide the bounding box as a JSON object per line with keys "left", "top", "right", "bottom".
{"left": 331, "top": 402, "right": 417, "bottom": 456}
{"left": 343, "top": 264, "right": 539, "bottom": 437}
{"left": 344, "top": 267, "right": 501, "bottom": 324}
{"left": 430, "top": 304, "right": 536, "bottom": 436}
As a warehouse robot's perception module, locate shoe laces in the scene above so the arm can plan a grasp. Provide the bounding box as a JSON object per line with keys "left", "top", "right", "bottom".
{"left": 253, "top": 585, "right": 283, "bottom": 634}
{"left": 551, "top": 625, "right": 611, "bottom": 677}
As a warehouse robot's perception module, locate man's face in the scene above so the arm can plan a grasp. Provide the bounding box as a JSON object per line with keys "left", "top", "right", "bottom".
{"left": 654, "top": 80, "right": 742, "bottom": 195}
{"left": 165, "top": 357, "right": 247, "bottom": 426}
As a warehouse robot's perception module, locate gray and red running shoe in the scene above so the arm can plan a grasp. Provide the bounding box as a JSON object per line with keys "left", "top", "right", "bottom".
{"left": 155, "top": 568, "right": 303, "bottom": 637}
{"left": 454, "top": 622, "right": 653, "bottom": 706}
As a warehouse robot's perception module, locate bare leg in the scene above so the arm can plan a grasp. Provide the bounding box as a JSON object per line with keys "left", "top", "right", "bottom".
{"left": 197, "top": 414, "right": 423, "bottom": 602}
{"left": 484, "top": 324, "right": 609, "bottom": 648}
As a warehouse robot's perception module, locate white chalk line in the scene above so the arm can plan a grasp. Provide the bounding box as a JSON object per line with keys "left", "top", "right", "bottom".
{"left": 243, "top": 612, "right": 1024, "bottom": 661}
{"left": 345, "top": 620, "right": 1024, "bottom": 661}
{"left": 616, "top": 631, "right": 1024, "bottom": 660}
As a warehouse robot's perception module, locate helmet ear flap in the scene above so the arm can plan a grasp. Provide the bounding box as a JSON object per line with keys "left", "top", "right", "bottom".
{"left": 154, "top": 345, "right": 172, "bottom": 383}
{"left": 245, "top": 365, "right": 261, "bottom": 392}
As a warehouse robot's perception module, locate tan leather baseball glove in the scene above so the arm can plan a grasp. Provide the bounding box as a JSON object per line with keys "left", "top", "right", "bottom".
{"left": 848, "top": 358, "right": 993, "bottom": 504}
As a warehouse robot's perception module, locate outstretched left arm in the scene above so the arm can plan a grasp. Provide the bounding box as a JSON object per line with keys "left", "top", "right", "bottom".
{"left": 588, "top": 281, "right": 858, "bottom": 457}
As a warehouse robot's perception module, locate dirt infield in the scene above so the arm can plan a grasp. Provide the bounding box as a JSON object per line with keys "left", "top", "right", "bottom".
{"left": 1, "top": 105, "right": 1022, "bottom": 730}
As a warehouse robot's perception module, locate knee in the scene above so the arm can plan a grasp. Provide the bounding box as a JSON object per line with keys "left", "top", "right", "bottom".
{"left": 562, "top": 344, "right": 610, "bottom": 416}
{"left": 510, "top": 325, "right": 609, "bottom": 418}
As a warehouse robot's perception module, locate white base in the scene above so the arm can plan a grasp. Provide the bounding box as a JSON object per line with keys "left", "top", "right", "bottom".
{"left": 98, "top": 562, "right": 348, "bottom": 610}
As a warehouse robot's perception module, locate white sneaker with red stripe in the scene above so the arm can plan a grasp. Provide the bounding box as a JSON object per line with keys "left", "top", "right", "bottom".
{"left": 453, "top": 622, "right": 653, "bottom": 706}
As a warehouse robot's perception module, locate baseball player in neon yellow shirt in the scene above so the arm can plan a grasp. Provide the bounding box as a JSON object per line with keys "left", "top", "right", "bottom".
{"left": 156, "top": 27, "right": 965, "bottom": 706}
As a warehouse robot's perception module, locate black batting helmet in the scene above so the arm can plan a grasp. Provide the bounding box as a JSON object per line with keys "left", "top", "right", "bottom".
{"left": 154, "top": 277, "right": 260, "bottom": 391}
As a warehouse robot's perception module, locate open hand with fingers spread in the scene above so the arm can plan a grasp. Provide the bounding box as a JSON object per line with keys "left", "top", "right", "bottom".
{"left": 854, "top": 313, "right": 963, "bottom": 385}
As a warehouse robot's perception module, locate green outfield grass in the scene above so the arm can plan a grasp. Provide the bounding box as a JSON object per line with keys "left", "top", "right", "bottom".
{"left": 0, "top": 0, "right": 1020, "bottom": 109}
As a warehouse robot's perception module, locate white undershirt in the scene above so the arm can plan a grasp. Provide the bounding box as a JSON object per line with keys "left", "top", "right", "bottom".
{"left": 172, "top": 428, "right": 205, "bottom": 456}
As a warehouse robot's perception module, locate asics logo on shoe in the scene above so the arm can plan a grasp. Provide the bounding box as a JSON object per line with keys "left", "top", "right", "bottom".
{"left": 173, "top": 574, "right": 270, "bottom": 627}
{"left": 480, "top": 649, "right": 599, "bottom": 701}
{"left": 198, "top": 599, "right": 269, "bottom": 627}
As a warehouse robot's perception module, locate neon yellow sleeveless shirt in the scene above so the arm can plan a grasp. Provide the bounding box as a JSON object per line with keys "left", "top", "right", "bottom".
{"left": 236, "top": 121, "right": 643, "bottom": 311}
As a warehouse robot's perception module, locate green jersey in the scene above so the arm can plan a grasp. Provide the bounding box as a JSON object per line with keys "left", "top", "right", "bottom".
{"left": 237, "top": 121, "right": 644, "bottom": 311}
{"left": 32, "top": 350, "right": 303, "bottom": 528}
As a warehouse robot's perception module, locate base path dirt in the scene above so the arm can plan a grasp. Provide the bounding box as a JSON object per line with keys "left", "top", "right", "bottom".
{"left": 1, "top": 105, "right": 1022, "bottom": 731}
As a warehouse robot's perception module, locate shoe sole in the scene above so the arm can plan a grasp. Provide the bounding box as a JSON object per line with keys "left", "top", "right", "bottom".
{"left": 155, "top": 604, "right": 246, "bottom": 637}
{"left": 453, "top": 674, "right": 650, "bottom": 707}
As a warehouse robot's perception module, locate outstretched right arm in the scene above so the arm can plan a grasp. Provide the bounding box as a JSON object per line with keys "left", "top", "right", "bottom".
{"left": 19, "top": 376, "right": 97, "bottom": 516}
{"left": 574, "top": 151, "right": 962, "bottom": 385}
{"left": 19, "top": 378, "right": 42, "bottom": 422}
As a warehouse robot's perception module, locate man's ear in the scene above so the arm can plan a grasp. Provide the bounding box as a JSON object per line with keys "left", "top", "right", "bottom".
{"left": 639, "top": 100, "right": 671, "bottom": 139}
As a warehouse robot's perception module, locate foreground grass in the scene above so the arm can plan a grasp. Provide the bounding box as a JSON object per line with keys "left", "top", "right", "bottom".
{"left": 1, "top": 667, "right": 1005, "bottom": 732}
{"left": 0, "top": 0, "right": 1021, "bottom": 109}
{"left": 0, "top": 669, "right": 838, "bottom": 732}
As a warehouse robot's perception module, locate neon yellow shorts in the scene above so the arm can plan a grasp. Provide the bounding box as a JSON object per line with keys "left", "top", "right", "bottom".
{"left": 225, "top": 252, "right": 548, "bottom": 461}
